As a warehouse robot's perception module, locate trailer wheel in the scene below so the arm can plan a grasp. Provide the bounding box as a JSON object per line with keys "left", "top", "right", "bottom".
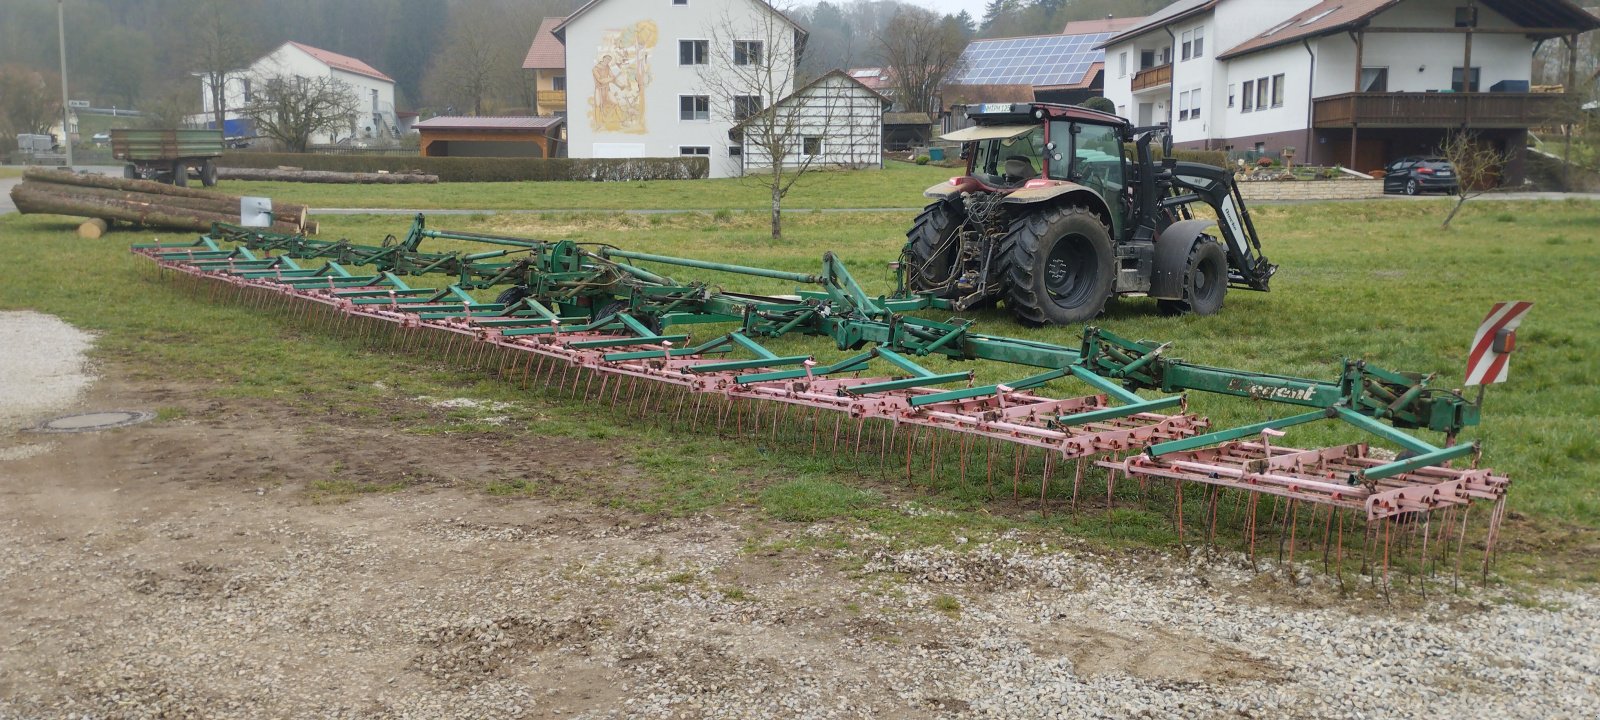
{"left": 170, "top": 161, "right": 188, "bottom": 187}
{"left": 200, "top": 159, "right": 218, "bottom": 187}
{"left": 903, "top": 200, "right": 964, "bottom": 298}
{"left": 1001, "top": 204, "right": 1114, "bottom": 326}
{"left": 495, "top": 285, "right": 531, "bottom": 307}
{"left": 1157, "top": 239, "right": 1228, "bottom": 316}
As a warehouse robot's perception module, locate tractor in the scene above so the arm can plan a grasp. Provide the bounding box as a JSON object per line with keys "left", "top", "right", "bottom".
{"left": 900, "top": 102, "right": 1275, "bottom": 325}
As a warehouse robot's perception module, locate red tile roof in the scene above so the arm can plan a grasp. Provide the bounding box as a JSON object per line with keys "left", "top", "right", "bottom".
{"left": 413, "top": 116, "right": 565, "bottom": 131}
{"left": 1217, "top": 0, "right": 1600, "bottom": 60}
{"left": 523, "top": 17, "right": 567, "bottom": 70}
{"left": 286, "top": 41, "right": 393, "bottom": 83}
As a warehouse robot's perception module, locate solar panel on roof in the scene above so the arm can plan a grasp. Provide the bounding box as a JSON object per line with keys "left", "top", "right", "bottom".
{"left": 949, "top": 32, "right": 1111, "bottom": 87}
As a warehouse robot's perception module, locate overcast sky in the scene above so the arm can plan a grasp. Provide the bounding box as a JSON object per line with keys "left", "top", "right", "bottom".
{"left": 895, "top": 0, "right": 989, "bottom": 18}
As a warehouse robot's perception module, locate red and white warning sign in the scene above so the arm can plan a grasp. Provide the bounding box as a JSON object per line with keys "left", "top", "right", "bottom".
{"left": 1465, "top": 301, "right": 1532, "bottom": 386}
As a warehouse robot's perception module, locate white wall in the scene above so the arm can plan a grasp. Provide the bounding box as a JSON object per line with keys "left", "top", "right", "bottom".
{"left": 1315, "top": 0, "right": 1534, "bottom": 96}
{"left": 739, "top": 74, "right": 882, "bottom": 173}
{"left": 563, "top": 0, "right": 798, "bottom": 178}
{"left": 1220, "top": 44, "right": 1313, "bottom": 140}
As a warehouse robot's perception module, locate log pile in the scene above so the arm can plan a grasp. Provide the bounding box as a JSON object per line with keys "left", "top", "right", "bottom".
{"left": 216, "top": 167, "right": 439, "bottom": 184}
{"left": 8, "top": 168, "right": 317, "bottom": 235}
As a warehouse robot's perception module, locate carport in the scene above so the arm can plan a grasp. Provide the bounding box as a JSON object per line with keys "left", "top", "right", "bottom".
{"left": 415, "top": 116, "right": 565, "bottom": 158}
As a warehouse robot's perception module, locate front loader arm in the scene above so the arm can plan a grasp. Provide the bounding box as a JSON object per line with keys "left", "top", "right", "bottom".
{"left": 1167, "top": 162, "right": 1275, "bottom": 291}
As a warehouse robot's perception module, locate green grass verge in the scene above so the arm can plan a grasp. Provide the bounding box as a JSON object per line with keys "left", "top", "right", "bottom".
{"left": 1, "top": 192, "right": 1597, "bottom": 579}
{"left": 214, "top": 161, "right": 953, "bottom": 211}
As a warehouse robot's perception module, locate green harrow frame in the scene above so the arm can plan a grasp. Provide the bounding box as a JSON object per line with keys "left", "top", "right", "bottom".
{"left": 132, "top": 215, "right": 1514, "bottom": 584}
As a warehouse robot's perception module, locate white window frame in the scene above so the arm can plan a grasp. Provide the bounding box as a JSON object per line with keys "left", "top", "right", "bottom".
{"left": 1193, "top": 26, "right": 1204, "bottom": 59}
{"left": 679, "top": 145, "right": 710, "bottom": 155}
{"left": 679, "top": 94, "right": 710, "bottom": 121}
{"left": 733, "top": 94, "right": 763, "bottom": 121}
{"left": 1227, "top": 83, "right": 1236, "bottom": 108}
{"left": 678, "top": 39, "right": 709, "bottom": 66}
{"left": 1178, "top": 90, "right": 1190, "bottom": 120}
{"left": 802, "top": 136, "right": 823, "bottom": 157}
{"left": 1181, "top": 30, "right": 1192, "bottom": 61}
{"left": 1271, "top": 74, "right": 1285, "bottom": 107}
{"left": 673, "top": 0, "right": 688, "bottom": 5}
{"left": 1118, "top": 51, "right": 1127, "bottom": 78}
{"left": 733, "top": 40, "right": 763, "bottom": 67}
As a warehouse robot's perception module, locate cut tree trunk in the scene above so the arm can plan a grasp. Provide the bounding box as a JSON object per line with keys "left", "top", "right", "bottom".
{"left": 215, "top": 167, "right": 439, "bottom": 184}
{"left": 26, "top": 182, "right": 309, "bottom": 227}
{"left": 77, "top": 218, "right": 108, "bottom": 239}
{"left": 23, "top": 168, "right": 244, "bottom": 200}
{"left": 9, "top": 185, "right": 302, "bottom": 235}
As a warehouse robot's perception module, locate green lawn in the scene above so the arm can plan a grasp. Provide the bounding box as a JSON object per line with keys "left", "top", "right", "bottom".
{"left": 2, "top": 193, "right": 1597, "bottom": 581}
{"left": 216, "top": 161, "right": 956, "bottom": 210}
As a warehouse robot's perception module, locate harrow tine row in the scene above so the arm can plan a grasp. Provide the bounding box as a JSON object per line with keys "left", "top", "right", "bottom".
{"left": 131, "top": 218, "right": 1517, "bottom": 588}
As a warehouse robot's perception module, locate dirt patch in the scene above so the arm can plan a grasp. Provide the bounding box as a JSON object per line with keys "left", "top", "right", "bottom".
{"left": 0, "top": 310, "right": 95, "bottom": 432}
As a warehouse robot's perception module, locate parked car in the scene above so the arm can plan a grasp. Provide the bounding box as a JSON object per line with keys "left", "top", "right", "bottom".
{"left": 91, "top": 132, "right": 111, "bottom": 146}
{"left": 1382, "top": 157, "right": 1458, "bottom": 196}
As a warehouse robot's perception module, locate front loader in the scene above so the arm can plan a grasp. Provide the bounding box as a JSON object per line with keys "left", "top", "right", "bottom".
{"left": 900, "top": 102, "right": 1275, "bottom": 325}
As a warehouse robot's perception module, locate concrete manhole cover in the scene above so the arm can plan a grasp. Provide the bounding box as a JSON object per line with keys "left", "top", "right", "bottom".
{"left": 30, "top": 411, "right": 155, "bottom": 433}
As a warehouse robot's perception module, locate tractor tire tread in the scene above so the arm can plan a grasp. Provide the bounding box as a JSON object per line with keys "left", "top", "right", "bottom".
{"left": 1001, "top": 204, "right": 1112, "bottom": 326}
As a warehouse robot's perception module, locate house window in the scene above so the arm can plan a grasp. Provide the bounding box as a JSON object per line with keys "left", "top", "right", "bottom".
{"left": 1160, "top": 46, "right": 1172, "bottom": 65}
{"left": 241, "top": 78, "right": 253, "bottom": 103}
{"left": 1118, "top": 52, "right": 1127, "bottom": 78}
{"left": 728, "top": 145, "right": 742, "bottom": 156}
{"left": 1227, "top": 83, "right": 1236, "bottom": 108}
{"left": 1140, "top": 50, "right": 1155, "bottom": 69}
{"left": 1178, "top": 90, "right": 1189, "bottom": 120}
{"left": 734, "top": 95, "right": 763, "bottom": 121}
{"left": 1452, "top": 66, "right": 1481, "bottom": 92}
{"left": 679, "top": 39, "right": 708, "bottom": 65}
{"left": 552, "top": 75, "right": 566, "bottom": 91}
{"left": 679, "top": 146, "right": 710, "bottom": 155}
{"left": 802, "top": 136, "right": 822, "bottom": 156}
{"left": 1193, "top": 27, "right": 1204, "bottom": 58}
{"left": 1270, "top": 74, "right": 1284, "bottom": 107}
{"left": 1454, "top": 6, "right": 1477, "bottom": 27}
{"left": 734, "top": 40, "right": 763, "bottom": 66}
{"left": 1178, "top": 89, "right": 1201, "bottom": 121}
{"left": 1360, "top": 67, "right": 1387, "bottom": 92}
{"left": 1181, "top": 30, "right": 1192, "bottom": 61}
{"left": 673, "top": 0, "right": 687, "bottom": 5}
{"left": 1255, "top": 77, "right": 1269, "bottom": 109}
{"left": 679, "top": 95, "right": 709, "bottom": 121}
{"left": 1241, "top": 80, "right": 1254, "bottom": 111}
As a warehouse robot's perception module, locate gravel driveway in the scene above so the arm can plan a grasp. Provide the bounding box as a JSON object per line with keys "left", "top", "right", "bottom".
{"left": 1, "top": 314, "right": 1597, "bottom": 719}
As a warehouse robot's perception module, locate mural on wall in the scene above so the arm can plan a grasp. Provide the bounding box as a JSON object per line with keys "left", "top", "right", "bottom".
{"left": 588, "top": 20, "right": 657, "bottom": 134}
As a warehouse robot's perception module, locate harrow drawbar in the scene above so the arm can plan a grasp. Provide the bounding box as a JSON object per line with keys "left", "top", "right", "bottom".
{"left": 132, "top": 216, "right": 1516, "bottom": 586}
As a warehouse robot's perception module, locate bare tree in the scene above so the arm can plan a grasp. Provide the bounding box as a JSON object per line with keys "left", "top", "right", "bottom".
{"left": 240, "top": 74, "right": 359, "bottom": 152}
{"left": 0, "top": 64, "right": 60, "bottom": 142}
{"left": 140, "top": 77, "right": 203, "bottom": 129}
{"left": 1438, "top": 131, "right": 1511, "bottom": 229}
{"left": 875, "top": 8, "right": 968, "bottom": 114}
{"left": 190, "top": 0, "right": 256, "bottom": 133}
{"left": 697, "top": 3, "right": 840, "bottom": 240}
{"left": 422, "top": 2, "right": 530, "bottom": 115}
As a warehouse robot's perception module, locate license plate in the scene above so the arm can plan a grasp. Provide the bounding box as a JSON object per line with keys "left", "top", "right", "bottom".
{"left": 1437, "top": 171, "right": 1453, "bottom": 177}
{"left": 979, "top": 103, "right": 1015, "bottom": 114}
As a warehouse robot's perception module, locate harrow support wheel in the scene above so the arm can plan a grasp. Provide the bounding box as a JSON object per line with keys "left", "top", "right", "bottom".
{"left": 903, "top": 200, "right": 964, "bottom": 299}
{"left": 1002, "top": 204, "right": 1114, "bottom": 326}
{"left": 1157, "top": 238, "right": 1228, "bottom": 317}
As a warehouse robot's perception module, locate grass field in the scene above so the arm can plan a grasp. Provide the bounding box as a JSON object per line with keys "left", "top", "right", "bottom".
{"left": 2, "top": 191, "right": 1597, "bottom": 582}
{"left": 216, "top": 161, "right": 956, "bottom": 210}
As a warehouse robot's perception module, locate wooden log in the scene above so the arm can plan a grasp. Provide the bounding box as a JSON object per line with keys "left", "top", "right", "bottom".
{"left": 21, "top": 169, "right": 312, "bottom": 220}
{"left": 25, "top": 182, "right": 308, "bottom": 227}
{"left": 9, "top": 185, "right": 303, "bottom": 235}
{"left": 214, "top": 167, "right": 439, "bottom": 184}
{"left": 77, "top": 218, "right": 108, "bottom": 239}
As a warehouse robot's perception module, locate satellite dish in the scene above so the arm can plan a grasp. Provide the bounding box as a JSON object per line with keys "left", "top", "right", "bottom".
{"left": 240, "top": 196, "right": 274, "bottom": 227}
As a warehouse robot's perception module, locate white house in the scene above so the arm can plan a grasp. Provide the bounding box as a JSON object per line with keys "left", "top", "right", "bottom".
{"left": 730, "top": 69, "right": 889, "bottom": 175}
{"left": 198, "top": 41, "right": 401, "bottom": 145}
{"left": 1100, "top": 0, "right": 1598, "bottom": 179}
{"left": 553, "top": 0, "right": 807, "bottom": 178}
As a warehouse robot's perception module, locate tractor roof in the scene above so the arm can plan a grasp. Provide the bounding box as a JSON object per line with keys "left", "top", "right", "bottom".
{"left": 963, "top": 102, "right": 1126, "bottom": 128}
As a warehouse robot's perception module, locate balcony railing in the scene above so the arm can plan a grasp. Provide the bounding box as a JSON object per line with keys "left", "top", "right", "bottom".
{"left": 537, "top": 90, "right": 567, "bottom": 110}
{"left": 1313, "top": 92, "right": 1565, "bottom": 129}
{"left": 1132, "top": 64, "right": 1172, "bottom": 92}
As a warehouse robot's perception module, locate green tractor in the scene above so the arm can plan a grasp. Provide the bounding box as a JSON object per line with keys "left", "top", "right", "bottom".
{"left": 901, "top": 102, "right": 1275, "bottom": 325}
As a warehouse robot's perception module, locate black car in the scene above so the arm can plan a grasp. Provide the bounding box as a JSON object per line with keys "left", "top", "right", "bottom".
{"left": 1383, "top": 157, "right": 1459, "bottom": 196}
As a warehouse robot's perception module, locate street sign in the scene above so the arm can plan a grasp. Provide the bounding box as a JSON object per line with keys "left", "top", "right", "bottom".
{"left": 67, "top": 100, "right": 90, "bottom": 109}
{"left": 1464, "top": 301, "right": 1532, "bottom": 386}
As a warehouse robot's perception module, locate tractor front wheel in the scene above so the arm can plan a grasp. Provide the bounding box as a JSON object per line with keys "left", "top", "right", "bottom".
{"left": 903, "top": 200, "right": 965, "bottom": 298}
{"left": 1156, "top": 239, "right": 1227, "bottom": 316}
{"left": 1001, "top": 205, "right": 1114, "bottom": 326}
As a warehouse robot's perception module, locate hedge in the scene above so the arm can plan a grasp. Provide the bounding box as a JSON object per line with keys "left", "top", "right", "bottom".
{"left": 1123, "top": 144, "right": 1230, "bottom": 169}
{"left": 216, "top": 152, "right": 710, "bottom": 182}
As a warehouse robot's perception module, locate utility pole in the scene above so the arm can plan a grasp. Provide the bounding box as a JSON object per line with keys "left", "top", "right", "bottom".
{"left": 57, "top": 0, "right": 73, "bottom": 167}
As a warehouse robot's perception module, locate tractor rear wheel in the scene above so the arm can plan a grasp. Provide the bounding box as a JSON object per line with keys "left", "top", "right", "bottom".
{"left": 903, "top": 200, "right": 964, "bottom": 298}
{"left": 1001, "top": 205, "right": 1114, "bottom": 326}
{"left": 1156, "top": 239, "right": 1228, "bottom": 316}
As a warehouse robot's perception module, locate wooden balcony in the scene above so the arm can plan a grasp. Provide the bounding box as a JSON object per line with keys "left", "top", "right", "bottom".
{"left": 1131, "top": 64, "right": 1172, "bottom": 92}
{"left": 537, "top": 90, "right": 567, "bottom": 110}
{"left": 1313, "top": 92, "right": 1566, "bottom": 129}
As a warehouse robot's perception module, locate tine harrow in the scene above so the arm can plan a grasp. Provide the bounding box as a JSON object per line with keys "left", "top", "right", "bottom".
{"left": 131, "top": 216, "right": 1517, "bottom": 587}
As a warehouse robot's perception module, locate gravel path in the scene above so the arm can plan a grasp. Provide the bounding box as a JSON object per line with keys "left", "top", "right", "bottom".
{"left": 0, "top": 311, "right": 94, "bottom": 432}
